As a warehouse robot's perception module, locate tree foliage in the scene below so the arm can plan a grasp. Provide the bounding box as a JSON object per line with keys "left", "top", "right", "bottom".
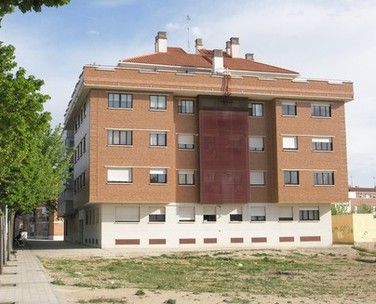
{"left": 0, "top": 0, "right": 70, "bottom": 19}
{"left": 0, "top": 42, "right": 71, "bottom": 213}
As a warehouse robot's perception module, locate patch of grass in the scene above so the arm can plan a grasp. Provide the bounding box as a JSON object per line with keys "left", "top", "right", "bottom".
{"left": 135, "top": 289, "right": 145, "bottom": 296}
{"left": 223, "top": 297, "right": 250, "bottom": 304}
{"left": 78, "top": 298, "right": 127, "bottom": 304}
{"left": 353, "top": 246, "right": 376, "bottom": 256}
{"left": 40, "top": 250, "right": 375, "bottom": 298}
{"left": 51, "top": 279, "right": 65, "bottom": 285}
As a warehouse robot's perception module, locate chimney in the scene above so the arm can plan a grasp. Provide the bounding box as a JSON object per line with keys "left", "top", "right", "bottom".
{"left": 229, "top": 37, "right": 240, "bottom": 58}
{"left": 213, "top": 49, "right": 224, "bottom": 73}
{"left": 245, "top": 53, "right": 254, "bottom": 61}
{"left": 195, "top": 38, "right": 203, "bottom": 54}
{"left": 225, "top": 41, "right": 231, "bottom": 55}
{"left": 155, "top": 31, "right": 167, "bottom": 53}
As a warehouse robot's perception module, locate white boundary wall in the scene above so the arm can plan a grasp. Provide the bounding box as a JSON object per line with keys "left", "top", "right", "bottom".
{"left": 82, "top": 203, "right": 333, "bottom": 249}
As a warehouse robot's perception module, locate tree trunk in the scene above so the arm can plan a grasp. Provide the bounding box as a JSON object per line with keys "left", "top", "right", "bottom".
{"left": 0, "top": 207, "right": 4, "bottom": 274}
{"left": 5, "top": 205, "right": 10, "bottom": 261}
{"left": 9, "top": 212, "right": 15, "bottom": 258}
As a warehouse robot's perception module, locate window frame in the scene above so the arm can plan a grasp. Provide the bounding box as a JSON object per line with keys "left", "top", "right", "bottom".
{"left": 150, "top": 132, "right": 167, "bottom": 147}
{"left": 249, "top": 136, "right": 264, "bottom": 152}
{"left": 312, "top": 137, "right": 333, "bottom": 152}
{"left": 150, "top": 95, "right": 167, "bottom": 110}
{"left": 178, "top": 99, "right": 194, "bottom": 114}
{"left": 282, "top": 136, "right": 298, "bottom": 151}
{"left": 282, "top": 102, "right": 297, "bottom": 116}
{"left": 284, "top": 170, "right": 299, "bottom": 185}
{"left": 299, "top": 209, "right": 320, "bottom": 221}
{"left": 314, "top": 171, "right": 335, "bottom": 186}
{"left": 178, "top": 170, "right": 195, "bottom": 185}
{"left": 178, "top": 134, "right": 194, "bottom": 150}
{"left": 107, "top": 168, "right": 133, "bottom": 184}
{"left": 248, "top": 103, "right": 264, "bottom": 117}
{"left": 250, "top": 171, "right": 265, "bottom": 186}
{"left": 149, "top": 169, "right": 167, "bottom": 184}
{"left": 108, "top": 93, "right": 133, "bottom": 109}
{"left": 311, "top": 104, "right": 331, "bottom": 117}
{"left": 107, "top": 130, "right": 133, "bottom": 146}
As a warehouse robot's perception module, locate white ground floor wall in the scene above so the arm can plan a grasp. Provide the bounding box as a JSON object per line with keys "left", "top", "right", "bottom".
{"left": 73, "top": 203, "right": 333, "bottom": 249}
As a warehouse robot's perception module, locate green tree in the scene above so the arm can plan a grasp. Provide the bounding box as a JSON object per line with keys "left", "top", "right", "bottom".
{"left": 3, "top": 126, "right": 71, "bottom": 213}
{"left": 331, "top": 203, "right": 350, "bottom": 215}
{"left": 0, "top": 0, "right": 70, "bottom": 20}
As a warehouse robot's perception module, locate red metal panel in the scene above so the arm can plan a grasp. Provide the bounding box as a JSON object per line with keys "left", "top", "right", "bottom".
{"left": 199, "top": 110, "right": 249, "bottom": 203}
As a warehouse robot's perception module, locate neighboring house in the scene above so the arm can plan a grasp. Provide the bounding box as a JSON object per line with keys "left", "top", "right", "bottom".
{"left": 348, "top": 187, "right": 376, "bottom": 213}
{"left": 15, "top": 206, "right": 64, "bottom": 240}
{"left": 58, "top": 31, "right": 354, "bottom": 249}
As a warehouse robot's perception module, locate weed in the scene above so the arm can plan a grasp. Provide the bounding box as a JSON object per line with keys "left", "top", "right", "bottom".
{"left": 135, "top": 289, "right": 145, "bottom": 296}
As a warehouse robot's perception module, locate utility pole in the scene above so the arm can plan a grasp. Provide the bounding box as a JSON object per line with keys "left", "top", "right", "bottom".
{"left": 186, "top": 15, "right": 191, "bottom": 53}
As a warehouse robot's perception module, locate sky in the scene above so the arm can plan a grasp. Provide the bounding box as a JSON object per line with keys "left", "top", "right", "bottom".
{"left": 0, "top": 0, "right": 375, "bottom": 187}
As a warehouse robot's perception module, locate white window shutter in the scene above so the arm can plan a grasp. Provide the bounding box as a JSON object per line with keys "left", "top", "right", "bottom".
{"left": 177, "top": 206, "right": 195, "bottom": 221}
{"left": 312, "top": 137, "right": 331, "bottom": 143}
{"left": 203, "top": 205, "right": 216, "bottom": 215}
{"left": 249, "top": 137, "right": 263, "bottom": 150}
{"left": 282, "top": 136, "right": 297, "bottom": 149}
{"left": 149, "top": 206, "right": 166, "bottom": 215}
{"left": 115, "top": 206, "right": 139, "bottom": 222}
{"left": 178, "top": 134, "right": 194, "bottom": 145}
{"left": 107, "top": 168, "right": 132, "bottom": 182}
{"left": 250, "top": 171, "right": 265, "bottom": 185}
{"left": 150, "top": 169, "right": 166, "bottom": 175}
{"left": 279, "top": 206, "right": 293, "bottom": 218}
{"left": 250, "top": 206, "right": 266, "bottom": 217}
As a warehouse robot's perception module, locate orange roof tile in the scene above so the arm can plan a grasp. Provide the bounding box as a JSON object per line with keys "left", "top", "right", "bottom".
{"left": 122, "top": 47, "right": 298, "bottom": 74}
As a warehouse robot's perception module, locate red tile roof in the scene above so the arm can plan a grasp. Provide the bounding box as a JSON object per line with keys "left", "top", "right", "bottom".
{"left": 122, "top": 47, "right": 298, "bottom": 74}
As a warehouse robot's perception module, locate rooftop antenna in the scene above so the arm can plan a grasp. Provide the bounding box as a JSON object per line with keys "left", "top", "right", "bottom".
{"left": 373, "top": 176, "right": 375, "bottom": 188}
{"left": 186, "top": 15, "right": 191, "bottom": 52}
{"left": 350, "top": 175, "right": 354, "bottom": 187}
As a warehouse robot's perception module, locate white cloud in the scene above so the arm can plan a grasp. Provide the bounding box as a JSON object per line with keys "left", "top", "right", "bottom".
{"left": 86, "top": 30, "right": 99, "bottom": 35}
{"left": 165, "top": 22, "right": 181, "bottom": 31}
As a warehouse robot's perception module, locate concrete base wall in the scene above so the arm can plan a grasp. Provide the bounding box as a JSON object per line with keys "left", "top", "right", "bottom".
{"left": 89, "top": 203, "right": 333, "bottom": 249}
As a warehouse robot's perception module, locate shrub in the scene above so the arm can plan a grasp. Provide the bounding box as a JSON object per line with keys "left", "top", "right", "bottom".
{"left": 357, "top": 204, "right": 373, "bottom": 214}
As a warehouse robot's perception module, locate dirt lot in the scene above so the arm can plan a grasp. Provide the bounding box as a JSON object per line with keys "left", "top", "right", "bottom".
{"left": 40, "top": 246, "right": 376, "bottom": 304}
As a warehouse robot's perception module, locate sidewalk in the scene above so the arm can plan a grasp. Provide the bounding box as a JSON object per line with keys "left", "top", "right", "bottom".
{"left": 0, "top": 248, "right": 65, "bottom": 304}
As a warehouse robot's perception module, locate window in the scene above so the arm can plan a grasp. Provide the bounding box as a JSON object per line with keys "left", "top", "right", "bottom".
{"left": 282, "top": 102, "right": 297, "bottom": 116}
{"left": 250, "top": 206, "right": 266, "bottom": 222}
{"left": 178, "top": 134, "right": 194, "bottom": 149}
{"left": 178, "top": 170, "right": 194, "bottom": 185}
{"left": 282, "top": 136, "right": 298, "bottom": 150}
{"left": 150, "top": 95, "right": 167, "bottom": 110}
{"left": 249, "top": 136, "right": 264, "bottom": 151}
{"left": 178, "top": 100, "right": 194, "bottom": 114}
{"left": 203, "top": 205, "right": 216, "bottom": 222}
{"left": 249, "top": 103, "right": 263, "bottom": 117}
{"left": 299, "top": 208, "right": 320, "bottom": 221}
{"left": 108, "top": 130, "right": 132, "bottom": 145}
{"left": 150, "top": 169, "right": 167, "bottom": 184}
{"left": 177, "top": 206, "right": 195, "bottom": 222}
{"left": 107, "top": 168, "right": 132, "bottom": 183}
{"left": 312, "top": 137, "right": 333, "bottom": 151}
{"left": 284, "top": 171, "right": 299, "bottom": 185}
{"left": 150, "top": 132, "right": 167, "bottom": 147}
{"left": 314, "top": 171, "right": 334, "bottom": 185}
{"left": 278, "top": 206, "right": 293, "bottom": 221}
{"left": 230, "top": 207, "right": 242, "bottom": 222}
{"left": 115, "top": 206, "right": 139, "bottom": 222}
{"left": 250, "top": 171, "right": 265, "bottom": 186}
{"left": 312, "top": 104, "right": 331, "bottom": 117}
{"left": 108, "top": 93, "right": 133, "bottom": 108}
{"left": 149, "top": 207, "right": 166, "bottom": 222}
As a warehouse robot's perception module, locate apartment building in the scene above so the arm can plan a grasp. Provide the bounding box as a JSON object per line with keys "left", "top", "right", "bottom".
{"left": 58, "top": 31, "right": 354, "bottom": 248}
